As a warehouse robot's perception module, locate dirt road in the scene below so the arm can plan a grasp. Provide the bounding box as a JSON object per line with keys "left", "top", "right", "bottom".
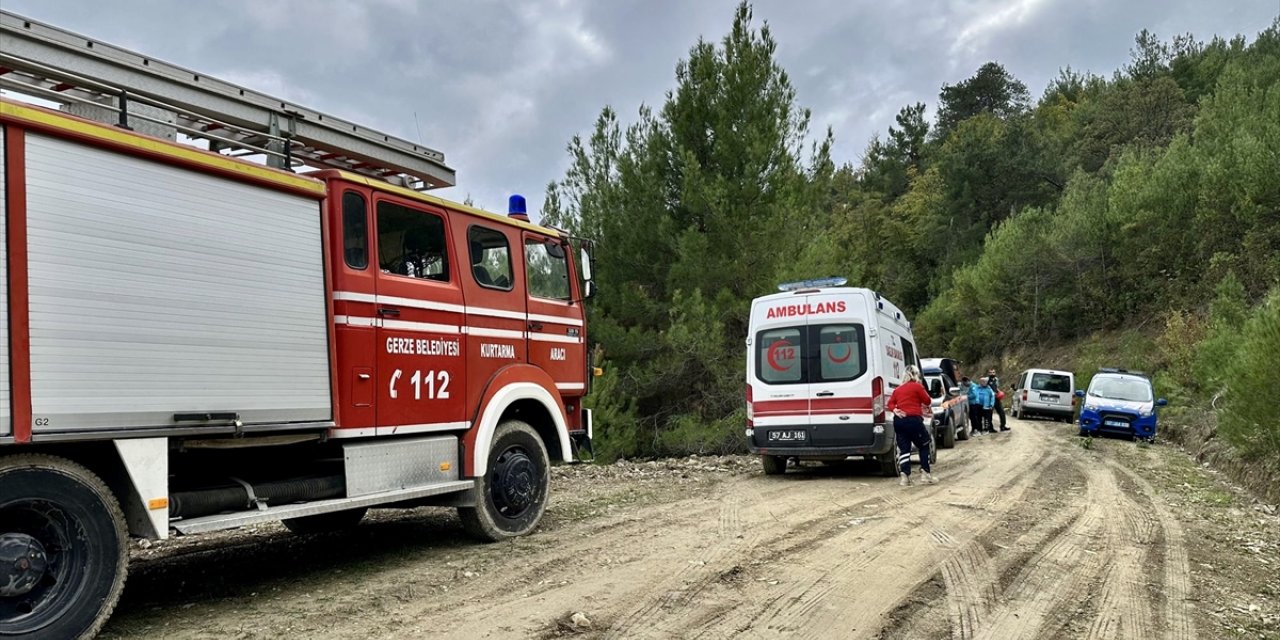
{"left": 102, "top": 417, "right": 1279, "bottom": 639}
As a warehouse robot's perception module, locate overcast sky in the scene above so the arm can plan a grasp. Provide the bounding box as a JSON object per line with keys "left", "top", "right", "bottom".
{"left": 5, "top": 1, "right": 1278, "bottom": 219}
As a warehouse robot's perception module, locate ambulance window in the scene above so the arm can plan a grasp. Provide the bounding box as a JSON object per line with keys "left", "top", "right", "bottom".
{"left": 525, "top": 238, "right": 571, "bottom": 300}
{"left": 816, "top": 324, "right": 866, "bottom": 382}
{"left": 469, "top": 226, "right": 513, "bottom": 291}
{"left": 376, "top": 201, "right": 449, "bottom": 281}
{"left": 902, "top": 340, "right": 917, "bottom": 371}
{"left": 343, "top": 191, "right": 368, "bottom": 270}
{"left": 757, "top": 327, "right": 803, "bottom": 384}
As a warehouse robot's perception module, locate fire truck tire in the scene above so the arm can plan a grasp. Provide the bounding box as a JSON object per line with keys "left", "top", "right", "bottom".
{"left": 761, "top": 455, "right": 787, "bottom": 475}
{"left": 281, "top": 508, "right": 368, "bottom": 535}
{"left": 0, "top": 454, "right": 128, "bottom": 640}
{"left": 459, "top": 420, "right": 550, "bottom": 542}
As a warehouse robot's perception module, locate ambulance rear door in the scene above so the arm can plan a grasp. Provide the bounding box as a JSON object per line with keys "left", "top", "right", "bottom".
{"left": 804, "top": 292, "right": 874, "bottom": 440}
{"left": 748, "top": 296, "right": 809, "bottom": 433}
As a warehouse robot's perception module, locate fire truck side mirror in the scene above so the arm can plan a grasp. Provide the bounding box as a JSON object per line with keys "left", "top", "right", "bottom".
{"left": 580, "top": 246, "right": 593, "bottom": 281}
{"left": 583, "top": 280, "right": 597, "bottom": 299}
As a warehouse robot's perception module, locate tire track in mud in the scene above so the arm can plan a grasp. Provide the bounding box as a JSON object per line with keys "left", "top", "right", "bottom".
{"left": 602, "top": 453, "right": 1007, "bottom": 639}
{"left": 938, "top": 536, "right": 999, "bottom": 639}
{"left": 701, "top": 440, "right": 1050, "bottom": 639}
{"left": 923, "top": 452, "right": 1056, "bottom": 640}
{"left": 605, "top": 467, "right": 977, "bottom": 639}
{"left": 1079, "top": 465, "right": 1159, "bottom": 640}
{"left": 752, "top": 461, "right": 1032, "bottom": 636}
{"left": 971, "top": 455, "right": 1111, "bottom": 640}
{"left": 878, "top": 425, "right": 1201, "bottom": 640}
{"left": 1105, "top": 460, "right": 1196, "bottom": 640}
{"left": 602, "top": 493, "right": 761, "bottom": 637}
{"left": 877, "top": 452, "right": 1084, "bottom": 640}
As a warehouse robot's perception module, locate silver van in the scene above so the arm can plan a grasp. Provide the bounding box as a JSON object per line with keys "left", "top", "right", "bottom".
{"left": 1010, "top": 368, "right": 1076, "bottom": 422}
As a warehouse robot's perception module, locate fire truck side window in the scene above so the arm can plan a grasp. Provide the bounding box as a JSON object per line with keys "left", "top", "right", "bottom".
{"left": 525, "top": 238, "right": 571, "bottom": 300}
{"left": 342, "top": 191, "right": 368, "bottom": 270}
{"left": 468, "top": 226, "right": 513, "bottom": 291}
{"left": 376, "top": 201, "right": 449, "bottom": 281}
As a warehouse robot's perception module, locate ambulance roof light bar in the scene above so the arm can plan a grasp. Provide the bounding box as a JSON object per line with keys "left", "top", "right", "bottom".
{"left": 777, "top": 277, "right": 847, "bottom": 292}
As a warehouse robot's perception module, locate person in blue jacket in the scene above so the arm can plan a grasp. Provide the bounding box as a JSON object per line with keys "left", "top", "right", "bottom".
{"left": 968, "top": 377, "right": 996, "bottom": 434}
{"left": 977, "top": 378, "right": 997, "bottom": 433}
{"left": 965, "top": 376, "right": 984, "bottom": 437}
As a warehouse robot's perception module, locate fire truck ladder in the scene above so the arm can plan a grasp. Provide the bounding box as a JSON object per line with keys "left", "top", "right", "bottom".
{"left": 0, "top": 9, "right": 455, "bottom": 189}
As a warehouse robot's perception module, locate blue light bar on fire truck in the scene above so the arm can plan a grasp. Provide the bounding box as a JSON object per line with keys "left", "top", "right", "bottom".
{"left": 777, "top": 277, "right": 848, "bottom": 292}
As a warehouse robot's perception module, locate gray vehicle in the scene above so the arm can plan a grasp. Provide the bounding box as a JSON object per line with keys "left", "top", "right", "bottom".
{"left": 922, "top": 358, "right": 969, "bottom": 447}
{"left": 1010, "top": 368, "right": 1077, "bottom": 422}
{"left": 924, "top": 372, "right": 969, "bottom": 448}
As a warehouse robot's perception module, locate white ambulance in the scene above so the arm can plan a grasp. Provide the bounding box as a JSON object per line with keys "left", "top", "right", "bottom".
{"left": 745, "top": 278, "right": 930, "bottom": 476}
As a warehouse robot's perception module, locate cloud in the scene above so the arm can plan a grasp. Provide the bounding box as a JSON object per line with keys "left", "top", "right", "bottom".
{"left": 949, "top": 0, "right": 1054, "bottom": 58}
{"left": 3, "top": 0, "right": 1277, "bottom": 216}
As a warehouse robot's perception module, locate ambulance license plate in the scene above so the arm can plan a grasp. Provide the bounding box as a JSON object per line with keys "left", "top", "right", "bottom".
{"left": 1104, "top": 419, "right": 1128, "bottom": 428}
{"left": 769, "top": 430, "right": 807, "bottom": 442}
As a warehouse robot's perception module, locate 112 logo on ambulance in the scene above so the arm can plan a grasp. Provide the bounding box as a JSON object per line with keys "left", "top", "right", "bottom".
{"left": 766, "top": 340, "right": 798, "bottom": 372}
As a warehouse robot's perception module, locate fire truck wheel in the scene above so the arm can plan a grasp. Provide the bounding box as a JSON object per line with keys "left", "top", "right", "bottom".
{"left": 459, "top": 420, "right": 550, "bottom": 542}
{"left": 0, "top": 454, "right": 128, "bottom": 640}
{"left": 281, "top": 508, "right": 368, "bottom": 535}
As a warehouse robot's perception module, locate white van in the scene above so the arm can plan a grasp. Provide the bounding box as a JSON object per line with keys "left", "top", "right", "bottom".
{"left": 1010, "top": 368, "right": 1077, "bottom": 422}
{"left": 745, "top": 278, "right": 930, "bottom": 476}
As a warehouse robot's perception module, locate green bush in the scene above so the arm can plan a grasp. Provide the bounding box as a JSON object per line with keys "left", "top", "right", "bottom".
{"left": 1219, "top": 290, "right": 1280, "bottom": 458}
{"left": 1193, "top": 272, "right": 1249, "bottom": 394}
{"left": 584, "top": 363, "right": 643, "bottom": 462}
{"left": 1155, "top": 309, "right": 1205, "bottom": 402}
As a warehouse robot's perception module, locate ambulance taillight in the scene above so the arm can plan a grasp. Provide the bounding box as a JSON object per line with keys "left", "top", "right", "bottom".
{"left": 871, "top": 376, "right": 885, "bottom": 423}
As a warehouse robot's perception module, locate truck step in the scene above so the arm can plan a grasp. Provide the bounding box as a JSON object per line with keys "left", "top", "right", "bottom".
{"left": 170, "top": 480, "right": 474, "bottom": 535}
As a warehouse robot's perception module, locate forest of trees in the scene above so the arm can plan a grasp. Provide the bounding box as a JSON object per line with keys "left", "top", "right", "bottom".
{"left": 543, "top": 3, "right": 1280, "bottom": 462}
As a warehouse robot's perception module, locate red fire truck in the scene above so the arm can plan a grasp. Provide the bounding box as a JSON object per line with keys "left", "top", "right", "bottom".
{"left": 0, "top": 11, "right": 594, "bottom": 639}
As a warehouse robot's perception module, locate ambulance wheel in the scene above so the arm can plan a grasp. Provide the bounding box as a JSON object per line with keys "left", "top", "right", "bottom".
{"left": 459, "top": 420, "right": 550, "bottom": 542}
{"left": 940, "top": 420, "right": 956, "bottom": 449}
{"left": 877, "top": 451, "right": 898, "bottom": 477}
{"left": 282, "top": 508, "right": 368, "bottom": 535}
{"left": 0, "top": 454, "right": 128, "bottom": 640}
{"left": 761, "top": 455, "right": 787, "bottom": 475}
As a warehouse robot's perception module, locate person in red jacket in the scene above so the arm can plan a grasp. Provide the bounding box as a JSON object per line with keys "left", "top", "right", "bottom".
{"left": 886, "top": 365, "right": 937, "bottom": 486}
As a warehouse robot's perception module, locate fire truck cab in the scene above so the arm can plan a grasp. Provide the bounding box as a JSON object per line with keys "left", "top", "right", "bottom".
{"left": 0, "top": 11, "right": 594, "bottom": 639}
